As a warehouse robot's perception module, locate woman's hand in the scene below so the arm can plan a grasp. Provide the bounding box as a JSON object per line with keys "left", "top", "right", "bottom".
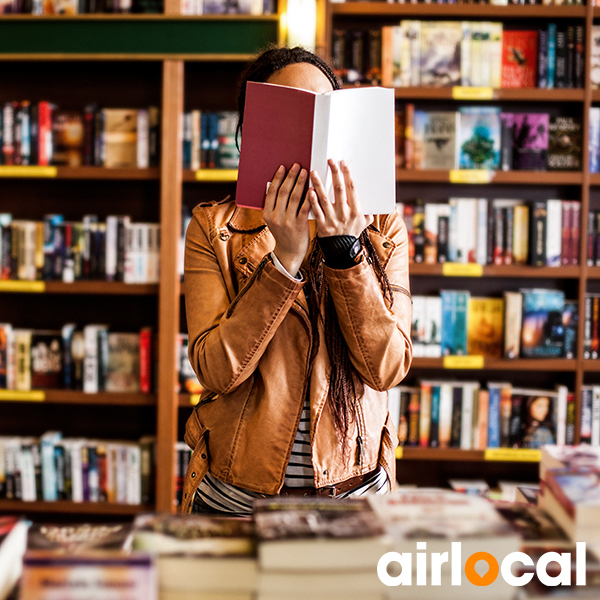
{"left": 308, "top": 159, "right": 373, "bottom": 238}
{"left": 263, "top": 163, "right": 311, "bottom": 276}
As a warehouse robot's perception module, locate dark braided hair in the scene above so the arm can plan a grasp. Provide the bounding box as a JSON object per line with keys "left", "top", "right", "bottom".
{"left": 235, "top": 45, "right": 341, "bottom": 151}
{"left": 236, "top": 46, "right": 394, "bottom": 452}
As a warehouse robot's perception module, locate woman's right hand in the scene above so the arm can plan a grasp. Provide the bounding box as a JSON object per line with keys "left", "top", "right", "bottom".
{"left": 263, "top": 163, "right": 311, "bottom": 276}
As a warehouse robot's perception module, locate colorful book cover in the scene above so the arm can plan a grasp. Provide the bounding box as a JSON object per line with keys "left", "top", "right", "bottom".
{"left": 422, "top": 111, "right": 458, "bottom": 169}
{"left": 591, "top": 25, "right": 600, "bottom": 90}
{"left": 457, "top": 106, "right": 501, "bottom": 170}
{"left": 51, "top": 110, "right": 84, "bottom": 168}
{"left": 30, "top": 330, "right": 63, "bottom": 389}
{"left": 512, "top": 112, "right": 549, "bottom": 171}
{"left": 501, "top": 30, "right": 538, "bottom": 88}
{"left": 419, "top": 21, "right": 462, "bottom": 87}
{"left": 440, "top": 289, "right": 470, "bottom": 356}
{"left": 547, "top": 116, "right": 582, "bottom": 171}
{"left": 467, "top": 297, "right": 504, "bottom": 358}
{"left": 105, "top": 332, "right": 140, "bottom": 393}
{"left": 562, "top": 303, "right": 577, "bottom": 357}
{"left": 424, "top": 295, "right": 442, "bottom": 358}
{"left": 503, "top": 290, "right": 523, "bottom": 359}
{"left": 520, "top": 288, "right": 566, "bottom": 358}
{"left": 508, "top": 388, "right": 557, "bottom": 449}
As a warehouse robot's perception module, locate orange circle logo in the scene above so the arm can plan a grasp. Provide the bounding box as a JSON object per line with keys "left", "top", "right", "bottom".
{"left": 465, "top": 552, "right": 499, "bottom": 586}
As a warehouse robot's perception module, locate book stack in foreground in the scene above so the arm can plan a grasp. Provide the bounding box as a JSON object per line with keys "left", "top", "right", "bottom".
{"left": 132, "top": 513, "right": 257, "bottom": 600}
{"left": 538, "top": 445, "right": 600, "bottom": 545}
{"left": 254, "top": 496, "right": 392, "bottom": 600}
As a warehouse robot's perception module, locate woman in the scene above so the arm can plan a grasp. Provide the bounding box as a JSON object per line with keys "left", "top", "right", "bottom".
{"left": 181, "top": 46, "right": 412, "bottom": 515}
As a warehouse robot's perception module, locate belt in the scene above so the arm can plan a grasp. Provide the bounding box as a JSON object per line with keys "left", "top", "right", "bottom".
{"left": 279, "top": 468, "right": 379, "bottom": 498}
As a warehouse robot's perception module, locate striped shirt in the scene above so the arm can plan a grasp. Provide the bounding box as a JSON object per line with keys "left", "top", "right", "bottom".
{"left": 193, "top": 397, "right": 390, "bottom": 516}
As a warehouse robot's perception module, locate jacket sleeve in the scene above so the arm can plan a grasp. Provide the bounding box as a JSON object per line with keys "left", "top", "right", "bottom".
{"left": 323, "top": 212, "right": 413, "bottom": 391}
{"left": 184, "top": 212, "right": 306, "bottom": 395}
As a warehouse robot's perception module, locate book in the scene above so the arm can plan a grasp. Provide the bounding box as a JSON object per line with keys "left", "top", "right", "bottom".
{"left": 507, "top": 387, "right": 558, "bottom": 449}
{"left": 0, "top": 516, "right": 29, "bottom": 600}
{"left": 421, "top": 111, "right": 458, "bottom": 169}
{"left": 368, "top": 489, "right": 522, "bottom": 577}
{"left": 539, "top": 468, "right": 600, "bottom": 543}
{"left": 19, "top": 553, "right": 156, "bottom": 600}
{"left": 102, "top": 108, "right": 138, "bottom": 168}
{"left": 106, "top": 332, "right": 140, "bottom": 392}
{"left": 235, "top": 82, "right": 396, "bottom": 215}
{"left": 253, "top": 496, "right": 391, "bottom": 572}
{"left": 540, "top": 444, "right": 600, "bottom": 482}
{"left": 592, "top": 25, "right": 600, "bottom": 90}
{"left": 132, "top": 513, "right": 256, "bottom": 595}
{"left": 457, "top": 106, "right": 501, "bottom": 170}
{"left": 440, "top": 289, "right": 469, "bottom": 356}
{"left": 519, "top": 288, "right": 565, "bottom": 358}
{"left": 26, "top": 522, "right": 134, "bottom": 554}
{"left": 512, "top": 112, "right": 549, "bottom": 171}
{"left": 547, "top": 116, "right": 582, "bottom": 171}
{"left": 501, "top": 30, "right": 538, "bottom": 88}
{"left": 132, "top": 513, "right": 254, "bottom": 556}
{"left": 419, "top": 21, "right": 462, "bottom": 87}
{"left": 30, "top": 330, "right": 63, "bottom": 389}
{"left": 467, "top": 296, "right": 504, "bottom": 358}
{"left": 51, "top": 110, "right": 84, "bottom": 167}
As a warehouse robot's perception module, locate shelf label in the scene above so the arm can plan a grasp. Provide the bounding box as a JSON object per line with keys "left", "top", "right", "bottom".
{"left": 0, "top": 280, "right": 45, "bottom": 293}
{"left": 190, "top": 394, "right": 201, "bottom": 406}
{"left": 442, "top": 262, "right": 483, "bottom": 277}
{"left": 395, "top": 446, "right": 404, "bottom": 460}
{"left": 443, "top": 355, "right": 484, "bottom": 369}
{"left": 452, "top": 86, "right": 494, "bottom": 100}
{"left": 195, "top": 169, "right": 238, "bottom": 182}
{"left": 0, "top": 166, "right": 57, "bottom": 178}
{"left": 484, "top": 448, "right": 541, "bottom": 462}
{"left": 0, "top": 390, "right": 45, "bottom": 402}
{"left": 449, "top": 169, "right": 492, "bottom": 184}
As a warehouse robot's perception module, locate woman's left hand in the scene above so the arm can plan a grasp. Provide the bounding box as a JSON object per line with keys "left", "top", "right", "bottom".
{"left": 308, "top": 159, "right": 374, "bottom": 238}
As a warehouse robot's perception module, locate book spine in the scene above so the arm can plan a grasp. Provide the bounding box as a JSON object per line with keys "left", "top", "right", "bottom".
{"left": 590, "top": 108, "right": 600, "bottom": 173}
{"left": 418, "top": 383, "right": 431, "bottom": 447}
{"left": 537, "top": 28, "right": 549, "bottom": 88}
{"left": 487, "top": 386, "right": 501, "bottom": 448}
{"left": 570, "top": 201, "right": 581, "bottom": 265}
{"left": 529, "top": 200, "right": 547, "bottom": 266}
{"left": 580, "top": 386, "right": 593, "bottom": 444}
{"left": 547, "top": 23, "right": 557, "bottom": 89}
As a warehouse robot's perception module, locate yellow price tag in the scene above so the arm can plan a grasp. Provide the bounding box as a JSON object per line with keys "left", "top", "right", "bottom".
{"left": 0, "top": 166, "right": 57, "bottom": 177}
{"left": 0, "top": 281, "right": 45, "bottom": 293}
{"left": 195, "top": 169, "right": 238, "bottom": 182}
{"left": 443, "top": 355, "right": 484, "bottom": 369}
{"left": 0, "top": 390, "right": 45, "bottom": 402}
{"left": 484, "top": 448, "right": 541, "bottom": 462}
{"left": 452, "top": 86, "right": 494, "bottom": 100}
{"left": 395, "top": 446, "right": 403, "bottom": 460}
{"left": 442, "top": 263, "right": 483, "bottom": 277}
{"left": 190, "top": 394, "right": 201, "bottom": 406}
{"left": 449, "top": 169, "right": 492, "bottom": 184}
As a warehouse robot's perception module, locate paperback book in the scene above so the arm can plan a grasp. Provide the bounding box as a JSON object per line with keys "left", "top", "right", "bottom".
{"left": 419, "top": 21, "right": 462, "bottom": 87}
{"left": 520, "top": 288, "right": 565, "bottom": 358}
{"left": 512, "top": 112, "right": 549, "bottom": 171}
{"left": 457, "top": 106, "right": 501, "bottom": 170}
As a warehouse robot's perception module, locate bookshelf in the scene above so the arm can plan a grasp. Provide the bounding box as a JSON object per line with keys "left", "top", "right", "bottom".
{"left": 0, "top": 9, "right": 282, "bottom": 516}
{"left": 320, "top": 0, "right": 598, "bottom": 487}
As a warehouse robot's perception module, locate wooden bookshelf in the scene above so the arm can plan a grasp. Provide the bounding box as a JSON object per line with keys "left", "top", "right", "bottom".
{"left": 321, "top": 0, "right": 598, "bottom": 484}
{"left": 0, "top": 11, "right": 282, "bottom": 517}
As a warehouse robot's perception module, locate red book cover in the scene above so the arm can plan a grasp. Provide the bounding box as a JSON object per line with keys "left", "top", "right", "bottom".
{"left": 571, "top": 200, "right": 581, "bottom": 265}
{"left": 139, "top": 326, "right": 152, "bottom": 394}
{"left": 37, "top": 101, "right": 55, "bottom": 167}
{"left": 501, "top": 30, "right": 538, "bottom": 88}
{"left": 562, "top": 199, "right": 572, "bottom": 266}
{"left": 235, "top": 81, "right": 396, "bottom": 214}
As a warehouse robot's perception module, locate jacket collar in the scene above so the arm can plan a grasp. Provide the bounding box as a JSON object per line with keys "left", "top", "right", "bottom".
{"left": 228, "top": 205, "right": 266, "bottom": 232}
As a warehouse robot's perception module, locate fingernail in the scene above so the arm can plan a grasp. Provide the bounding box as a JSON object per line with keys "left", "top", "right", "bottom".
{"left": 278, "top": 165, "right": 285, "bottom": 172}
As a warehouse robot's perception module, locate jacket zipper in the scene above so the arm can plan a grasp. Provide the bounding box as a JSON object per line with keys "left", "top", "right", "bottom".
{"left": 226, "top": 255, "right": 269, "bottom": 318}
{"left": 389, "top": 283, "right": 411, "bottom": 299}
{"left": 354, "top": 402, "right": 366, "bottom": 467}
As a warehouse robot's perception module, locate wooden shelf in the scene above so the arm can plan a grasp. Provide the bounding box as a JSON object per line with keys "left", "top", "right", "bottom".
{"left": 397, "top": 447, "right": 541, "bottom": 462}
{"left": 0, "top": 499, "right": 153, "bottom": 515}
{"left": 388, "top": 87, "right": 585, "bottom": 102}
{"left": 411, "top": 357, "right": 578, "bottom": 371}
{"left": 396, "top": 169, "right": 584, "bottom": 184}
{"left": 0, "top": 281, "right": 158, "bottom": 295}
{"left": 409, "top": 263, "right": 581, "bottom": 278}
{"left": 183, "top": 168, "right": 238, "bottom": 182}
{"left": 330, "top": 2, "right": 586, "bottom": 18}
{"left": 0, "top": 390, "right": 156, "bottom": 405}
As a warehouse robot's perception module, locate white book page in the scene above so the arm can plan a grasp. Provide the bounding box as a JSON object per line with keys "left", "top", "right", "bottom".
{"left": 322, "top": 87, "right": 396, "bottom": 215}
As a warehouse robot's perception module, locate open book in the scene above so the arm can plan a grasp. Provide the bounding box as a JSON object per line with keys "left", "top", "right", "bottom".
{"left": 235, "top": 81, "right": 396, "bottom": 215}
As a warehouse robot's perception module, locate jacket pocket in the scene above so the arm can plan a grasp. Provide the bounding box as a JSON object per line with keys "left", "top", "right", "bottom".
{"left": 184, "top": 406, "right": 209, "bottom": 451}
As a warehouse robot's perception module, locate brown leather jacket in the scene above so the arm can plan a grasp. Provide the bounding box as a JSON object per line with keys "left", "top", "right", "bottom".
{"left": 180, "top": 197, "right": 412, "bottom": 513}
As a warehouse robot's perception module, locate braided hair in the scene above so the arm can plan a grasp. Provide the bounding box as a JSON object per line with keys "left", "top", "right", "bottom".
{"left": 236, "top": 46, "right": 393, "bottom": 452}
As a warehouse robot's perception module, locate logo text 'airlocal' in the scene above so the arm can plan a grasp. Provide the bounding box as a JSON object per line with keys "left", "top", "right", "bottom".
{"left": 377, "top": 541, "right": 587, "bottom": 587}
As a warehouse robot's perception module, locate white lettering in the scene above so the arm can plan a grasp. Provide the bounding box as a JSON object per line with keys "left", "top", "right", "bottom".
{"left": 537, "top": 552, "right": 571, "bottom": 586}
{"left": 377, "top": 552, "right": 412, "bottom": 586}
{"left": 501, "top": 552, "right": 534, "bottom": 587}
